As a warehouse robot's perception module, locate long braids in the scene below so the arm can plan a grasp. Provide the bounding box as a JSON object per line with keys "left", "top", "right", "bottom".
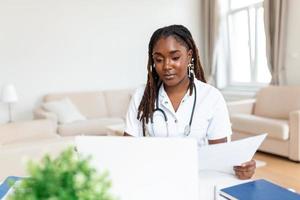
{"left": 137, "top": 25, "right": 206, "bottom": 136}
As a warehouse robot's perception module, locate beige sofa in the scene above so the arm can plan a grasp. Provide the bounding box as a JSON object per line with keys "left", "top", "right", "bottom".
{"left": 34, "top": 89, "right": 134, "bottom": 136}
{"left": 227, "top": 86, "right": 300, "bottom": 161}
{"left": 0, "top": 119, "right": 74, "bottom": 180}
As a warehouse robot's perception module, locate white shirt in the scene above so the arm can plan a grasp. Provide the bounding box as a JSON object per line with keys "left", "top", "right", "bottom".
{"left": 125, "top": 79, "right": 232, "bottom": 147}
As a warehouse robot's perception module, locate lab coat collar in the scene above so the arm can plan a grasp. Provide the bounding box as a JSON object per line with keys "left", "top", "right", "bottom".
{"left": 158, "top": 83, "right": 193, "bottom": 104}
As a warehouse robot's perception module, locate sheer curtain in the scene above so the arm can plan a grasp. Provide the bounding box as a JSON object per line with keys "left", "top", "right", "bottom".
{"left": 200, "top": 0, "right": 221, "bottom": 85}
{"left": 264, "top": 0, "right": 288, "bottom": 85}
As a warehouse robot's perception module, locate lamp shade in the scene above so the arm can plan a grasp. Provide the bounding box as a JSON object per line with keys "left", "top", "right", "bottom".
{"left": 1, "top": 84, "right": 18, "bottom": 103}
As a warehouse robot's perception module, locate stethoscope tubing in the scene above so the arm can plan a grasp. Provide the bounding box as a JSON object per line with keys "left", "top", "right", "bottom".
{"left": 150, "top": 82, "right": 197, "bottom": 137}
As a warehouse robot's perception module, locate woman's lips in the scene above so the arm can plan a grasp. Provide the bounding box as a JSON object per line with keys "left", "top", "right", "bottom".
{"left": 164, "top": 74, "right": 175, "bottom": 80}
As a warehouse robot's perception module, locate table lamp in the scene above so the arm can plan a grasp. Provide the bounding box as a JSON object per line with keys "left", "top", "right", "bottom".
{"left": 1, "top": 84, "right": 18, "bottom": 123}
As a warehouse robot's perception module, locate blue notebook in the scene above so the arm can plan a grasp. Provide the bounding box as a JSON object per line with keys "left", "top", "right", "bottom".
{"left": 219, "top": 179, "right": 300, "bottom": 200}
{"left": 0, "top": 176, "right": 23, "bottom": 199}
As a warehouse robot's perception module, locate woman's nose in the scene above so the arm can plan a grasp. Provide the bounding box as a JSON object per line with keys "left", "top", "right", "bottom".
{"left": 163, "top": 59, "right": 172, "bottom": 70}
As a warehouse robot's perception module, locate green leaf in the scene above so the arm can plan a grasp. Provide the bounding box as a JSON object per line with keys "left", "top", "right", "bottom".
{"left": 8, "top": 147, "right": 118, "bottom": 200}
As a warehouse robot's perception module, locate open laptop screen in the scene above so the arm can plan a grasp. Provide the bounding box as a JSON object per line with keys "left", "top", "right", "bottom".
{"left": 75, "top": 136, "right": 199, "bottom": 200}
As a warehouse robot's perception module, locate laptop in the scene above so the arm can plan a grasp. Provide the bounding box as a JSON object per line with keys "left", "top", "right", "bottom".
{"left": 75, "top": 136, "right": 199, "bottom": 200}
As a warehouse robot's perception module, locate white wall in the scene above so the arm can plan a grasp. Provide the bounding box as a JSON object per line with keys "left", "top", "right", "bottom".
{"left": 285, "top": 0, "right": 300, "bottom": 85}
{"left": 0, "top": 0, "right": 201, "bottom": 123}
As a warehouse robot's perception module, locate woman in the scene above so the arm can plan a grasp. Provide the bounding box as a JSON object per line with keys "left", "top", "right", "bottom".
{"left": 124, "top": 24, "right": 255, "bottom": 179}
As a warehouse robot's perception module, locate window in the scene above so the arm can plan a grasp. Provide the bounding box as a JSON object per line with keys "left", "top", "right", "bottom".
{"left": 224, "top": 0, "right": 271, "bottom": 87}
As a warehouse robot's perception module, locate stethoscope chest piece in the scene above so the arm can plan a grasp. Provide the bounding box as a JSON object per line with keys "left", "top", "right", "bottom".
{"left": 183, "top": 125, "right": 191, "bottom": 136}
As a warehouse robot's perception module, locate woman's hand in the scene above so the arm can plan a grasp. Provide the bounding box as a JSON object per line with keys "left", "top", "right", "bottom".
{"left": 208, "top": 137, "right": 256, "bottom": 180}
{"left": 234, "top": 159, "right": 256, "bottom": 180}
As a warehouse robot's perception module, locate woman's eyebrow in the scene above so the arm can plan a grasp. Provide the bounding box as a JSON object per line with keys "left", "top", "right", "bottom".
{"left": 152, "top": 52, "right": 162, "bottom": 56}
{"left": 169, "top": 50, "right": 180, "bottom": 54}
{"left": 152, "top": 50, "right": 180, "bottom": 56}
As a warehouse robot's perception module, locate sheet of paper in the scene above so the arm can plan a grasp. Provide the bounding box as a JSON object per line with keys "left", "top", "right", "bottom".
{"left": 198, "top": 134, "right": 267, "bottom": 174}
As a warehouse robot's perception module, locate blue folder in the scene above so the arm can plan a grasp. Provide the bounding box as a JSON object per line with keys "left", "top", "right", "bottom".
{"left": 0, "top": 176, "right": 23, "bottom": 199}
{"left": 220, "top": 179, "right": 300, "bottom": 200}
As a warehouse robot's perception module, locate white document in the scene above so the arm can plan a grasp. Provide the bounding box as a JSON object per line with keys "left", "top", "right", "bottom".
{"left": 198, "top": 134, "right": 267, "bottom": 173}
{"left": 75, "top": 137, "right": 200, "bottom": 200}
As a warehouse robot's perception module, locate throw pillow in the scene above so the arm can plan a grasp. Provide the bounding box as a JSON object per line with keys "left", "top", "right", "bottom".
{"left": 43, "top": 98, "right": 86, "bottom": 124}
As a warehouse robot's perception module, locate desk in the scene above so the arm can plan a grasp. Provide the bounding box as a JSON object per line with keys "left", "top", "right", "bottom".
{"left": 198, "top": 171, "right": 248, "bottom": 200}
{"left": 1, "top": 168, "right": 250, "bottom": 200}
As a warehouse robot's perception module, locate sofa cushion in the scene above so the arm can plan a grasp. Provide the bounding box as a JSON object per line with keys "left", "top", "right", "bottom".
{"left": 43, "top": 98, "right": 86, "bottom": 124}
{"left": 231, "top": 113, "right": 289, "bottom": 140}
{"left": 0, "top": 120, "right": 58, "bottom": 145}
{"left": 104, "top": 89, "right": 133, "bottom": 118}
{"left": 44, "top": 92, "right": 108, "bottom": 118}
{"left": 58, "top": 118, "right": 124, "bottom": 136}
{"left": 2, "top": 136, "right": 63, "bottom": 147}
{"left": 254, "top": 86, "right": 300, "bottom": 119}
{"left": 0, "top": 137, "right": 74, "bottom": 180}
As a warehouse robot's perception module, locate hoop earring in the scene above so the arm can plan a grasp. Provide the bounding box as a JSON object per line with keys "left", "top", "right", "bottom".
{"left": 188, "top": 58, "right": 194, "bottom": 78}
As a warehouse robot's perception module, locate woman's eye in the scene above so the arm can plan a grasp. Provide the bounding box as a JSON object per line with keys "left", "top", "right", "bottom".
{"left": 154, "top": 58, "right": 163, "bottom": 63}
{"left": 172, "top": 56, "right": 180, "bottom": 61}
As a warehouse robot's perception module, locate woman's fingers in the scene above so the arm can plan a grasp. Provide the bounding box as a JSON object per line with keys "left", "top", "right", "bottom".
{"left": 234, "top": 160, "right": 256, "bottom": 179}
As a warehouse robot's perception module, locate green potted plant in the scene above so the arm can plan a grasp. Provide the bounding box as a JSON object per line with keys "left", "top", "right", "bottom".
{"left": 8, "top": 147, "right": 117, "bottom": 200}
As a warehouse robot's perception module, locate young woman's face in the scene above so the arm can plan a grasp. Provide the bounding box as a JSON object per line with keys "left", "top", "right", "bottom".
{"left": 152, "top": 36, "right": 192, "bottom": 88}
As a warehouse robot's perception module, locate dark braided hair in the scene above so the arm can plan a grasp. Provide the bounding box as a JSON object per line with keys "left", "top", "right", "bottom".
{"left": 137, "top": 24, "right": 206, "bottom": 136}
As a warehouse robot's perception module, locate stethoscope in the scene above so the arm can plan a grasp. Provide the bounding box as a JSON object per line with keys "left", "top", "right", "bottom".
{"left": 150, "top": 82, "right": 197, "bottom": 137}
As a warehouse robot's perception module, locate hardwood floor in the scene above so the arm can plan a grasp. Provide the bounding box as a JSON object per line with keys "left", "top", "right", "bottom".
{"left": 253, "top": 152, "right": 300, "bottom": 192}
